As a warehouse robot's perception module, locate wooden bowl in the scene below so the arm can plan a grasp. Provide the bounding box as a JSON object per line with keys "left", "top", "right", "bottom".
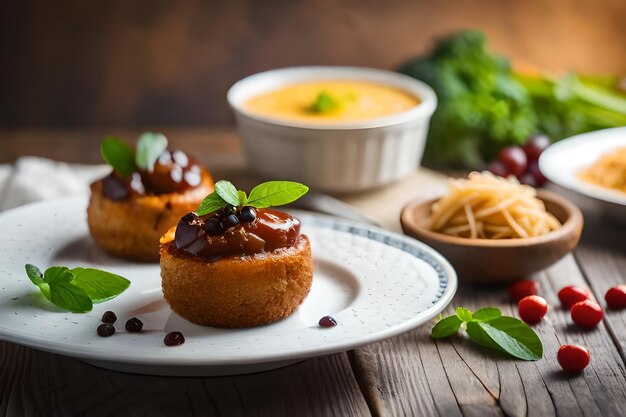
{"left": 400, "top": 189, "right": 584, "bottom": 283}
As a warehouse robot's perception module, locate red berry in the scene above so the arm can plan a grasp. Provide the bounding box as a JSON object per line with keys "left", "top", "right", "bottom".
{"left": 518, "top": 295, "right": 548, "bottom": 324}
{"left": 522, "top": 134, "right": 551, "bottom": 162}
{"left": 557, "top": 344, "right": 590, "bottom": 373}
{"left": 570, "top": 300, "right": 603, "bottom": 328}
{"left": 488, "top": 161, "right": 510, "bottom": 178}
{"left": 508, "top": 279, "right": 539, "bottom": 303}
{"left": 526, "top": 161, "right": 547, "bottom": 187}
{"left": 498, "top": 146, "right": 528, "bottom": 177}
{"left": 605, "top": 285, "right": 626, "bottom": 309}
{"left": 558, "top": 285, "right": 591, "bottom": 309}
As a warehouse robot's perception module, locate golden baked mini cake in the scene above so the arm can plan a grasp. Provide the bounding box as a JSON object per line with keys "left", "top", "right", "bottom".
{"left": 160, "top": 180, "right": 312, "bottom": 328}
{"left": 88, "top": 133, "right": 214, "bottom": 262}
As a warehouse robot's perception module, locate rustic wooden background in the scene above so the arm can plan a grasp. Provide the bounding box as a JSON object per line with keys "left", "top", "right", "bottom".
{"left": 1, "top": 0, "right": 625, "bottom": 127}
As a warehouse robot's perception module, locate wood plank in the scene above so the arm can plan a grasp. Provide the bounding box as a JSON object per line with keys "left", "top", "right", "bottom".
{"left": 348, "top": 255, "right": 626, "bottom": 416}
{"left": 573, "top": 212, "right": 626, "bottom": 362}
{"left": 0, "top": 342, "right": 371, "bottom": 417}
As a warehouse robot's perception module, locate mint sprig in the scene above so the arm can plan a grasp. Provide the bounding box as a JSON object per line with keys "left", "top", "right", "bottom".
{"left": 25, "top": 264, "right": 130, "bottom": 313}
{"left": 431, "top": 307, "right": 542, "bottom": 361}
{"left": 100, "top": 132, "right": 169, "bottom": 176}
{"left": 196, "top": 180, "right": 309, "bottom": 216}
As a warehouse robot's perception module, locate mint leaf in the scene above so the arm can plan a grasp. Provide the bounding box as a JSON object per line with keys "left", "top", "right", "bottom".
{"left": 25, "top": 264, "right": 44, "bottom": 286}
{"left": 214, "top": 180, "right": 240, "bottom": 207}
{"left": 101, "top": 136, "right": 136, "bottom": 176}
{"left": 196, "top": 192, "right": 228, "bottom": 216}
{"left": 308, "top": 91, "right": 341, "bottom": 113}
{"left": 238, "top": 190, "right": 248, "bottom": 206}
{"left": 473, "top": 307, "right": 501, "bottom": 322}
{"left": 431, "top": 315, "right": 462, "bottom": 339}
{"left": 247, "top": 181, "right": 309, "bottom": 209}
{"left": 477, "top": 317, "right": 543, "bottom": 360}
{"left": 135, "top": 132, "right": 168, "bottom": 172}
{"left": 466, "top": 321, "right": 508, "bottom": 353}
{"left": 71, "top": 268, "right": 130, "bottom": 303}
{"left": 50, "top": 281, "right": 93, "bottom": 313}
{"left": 456, "top": 307, "right": 473, "bottom": 322}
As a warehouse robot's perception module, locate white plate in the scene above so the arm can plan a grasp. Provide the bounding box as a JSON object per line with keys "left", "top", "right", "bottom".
{"left": 539, "top": 127, "right": 626, "bottom": 218}
{"left": 0, "top": 198, "right": 457, "bottom": 376}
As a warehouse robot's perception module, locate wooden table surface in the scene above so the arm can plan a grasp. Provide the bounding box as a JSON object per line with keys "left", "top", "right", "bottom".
{"left": 1, "top": 128, "right": 626, "bottom": 417}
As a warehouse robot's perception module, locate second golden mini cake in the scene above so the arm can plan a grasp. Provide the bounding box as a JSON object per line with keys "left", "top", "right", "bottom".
{"left": 87, "top": 133, "right": 214, "bottom": 262}
{"left": 160, "top": 180, "right": 313, "bottom": 328}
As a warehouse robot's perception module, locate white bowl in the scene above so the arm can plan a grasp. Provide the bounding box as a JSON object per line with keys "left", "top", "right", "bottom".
{"left": 227, "top": 66, "right": 437, "bottom": 193}
{"left": 539, "top": 126, "right": 626, "bottom": 222}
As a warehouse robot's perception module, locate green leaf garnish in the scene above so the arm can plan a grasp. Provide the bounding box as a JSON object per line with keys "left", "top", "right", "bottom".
{"left": 195, "top": 180, "right": 308, "bottom": 216}
{"left": 70, "top": 268, "right": 130, "bottom": 303}
{"left": 307, "top": 91, "right": 342, "bottom": 113}
{"left": 101, "top": 136, "right": 136, "bottom": 177}
{"left": 25, "top": 264, "right": 131, "bottom": 313}
{"left": 247, "top": 181, "right": 309, "bottom": 209}
{"left": 431, "top": 306, "right": 542, "bottom": 361}
{"left": 431, "top": 315, "right": 462, "bottom": 339}
{"left": 214, "top": 180, "right": 240, "bottom": 207}
{"left": 135, "top": 132, "right": 168, "bottom": 172}
{"left": 196, "top": 192, "right": 228, "bottom": 216}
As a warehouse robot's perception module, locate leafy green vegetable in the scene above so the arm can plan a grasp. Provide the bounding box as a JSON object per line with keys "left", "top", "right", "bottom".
{"left": 135, "top": 132, "right": 168, "bottom": 172}
{"left": 308, "top": 91, "right": 342, "bottom": 113}
{"left": 100, "top": 136, "right": 136, "bottom": 176}
{"left": 400, "top": 31, "right": 536, "bottom": 167}
{"left": 196, "top": 180, "right": 309, "bottom": 215}
{"left": 25, "top": 264, "right": 130, "bottom": 313}
{"left": 399, "top": 30, "right": 626, "bottom": 168}
{"left": 431, "top": 306, "right": 542, "bottom": 361}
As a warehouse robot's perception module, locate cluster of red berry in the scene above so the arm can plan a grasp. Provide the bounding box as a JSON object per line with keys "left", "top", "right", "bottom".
{"left": 508, "top": 280, "right": 626, "bottom": 373}
{"left": 488, "top": 134, "right": 550, "bottom": 187}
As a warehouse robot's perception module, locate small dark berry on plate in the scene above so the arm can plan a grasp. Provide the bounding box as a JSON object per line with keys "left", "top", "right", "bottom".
{"left": 217, "top": 205, "right": 235, "bottom": 218}
{"left": 164, "top": 331, "right": 185, "bottom": 346}
{"left": 224, "top": 213, "right": 240, "bottom": 227}
{"left": 319, "top": 315, "right": 338, "bottom": 327}
{"left": 239, "top": 206, "right": 257, "bottom": 223}
{"left": 97, "top": 323, "right": 115, "bottom": 337}
{"left": 125, "top": 317, "right": 144, "bottom": 333}
{"left": 102, "top": 174, "right": 130, "bottom": 200}
{"left": 605, "top": 285, "right": 626, "bottom": 309}
{"left": 204, "top": 217, "right": 225, "bottom": 235}
{"left": 101, "top": 311, "right": 117, "bottom": 324}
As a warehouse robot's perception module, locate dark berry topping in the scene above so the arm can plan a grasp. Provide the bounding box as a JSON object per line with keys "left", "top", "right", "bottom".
{"left": 238, "top": 206, "right": 257, "bottom": 223}
{"left": 204, "top": 217, "right": 225, "bottom": 235}
{"left": 319, "top": 315, "right": 338, "bottom": 328}
{"left": 224, "top": 214, "right": 240, "bottom": 228}
{"left": 217, "top": 205, "right": 235, "bottom": 218}
{"left": 101, "top": 311, "right": 117, "bottom": 324}
{"left": 175, "top": 213, "right": 203, "bottom": 249}
{"left": 125, "top": 317, "right": 143, "bottom": 333}
{"left": 164, "top": 331, "right": 185, "bottom": 346}
{"left": 97, "top": 323, "right": 115, "bottom": 337}
{"left": 102, "top": 174, "right": 129, "bottom": 200}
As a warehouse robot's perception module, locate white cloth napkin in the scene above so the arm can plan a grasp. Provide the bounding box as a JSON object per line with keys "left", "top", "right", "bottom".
{"left": 0, "top": 157, "right": 110, "bottom": 211}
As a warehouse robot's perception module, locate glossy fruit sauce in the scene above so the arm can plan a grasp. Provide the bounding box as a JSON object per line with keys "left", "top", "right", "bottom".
{"left": 171, "top": 207, "right": 301, "bottom": 260}
{"left": 102, "top": 150, "right": 205, "bottom": 200}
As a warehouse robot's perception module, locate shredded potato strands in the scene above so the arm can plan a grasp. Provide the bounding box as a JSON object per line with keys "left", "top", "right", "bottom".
{"left": 579, "top": 146, "right": 626, "bottom": 193}
{"left": 429, "top": 172, "right": 561, "bottom": 239}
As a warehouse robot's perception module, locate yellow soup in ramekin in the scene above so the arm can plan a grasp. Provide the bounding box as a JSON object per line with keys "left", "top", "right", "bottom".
{"left": 245, "top": 80, "right": 420, "bottom": 123}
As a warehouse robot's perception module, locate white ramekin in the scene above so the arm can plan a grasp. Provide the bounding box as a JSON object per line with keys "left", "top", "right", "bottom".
{"left": 227, "top": 66, "right": 437, "bottom": 193}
